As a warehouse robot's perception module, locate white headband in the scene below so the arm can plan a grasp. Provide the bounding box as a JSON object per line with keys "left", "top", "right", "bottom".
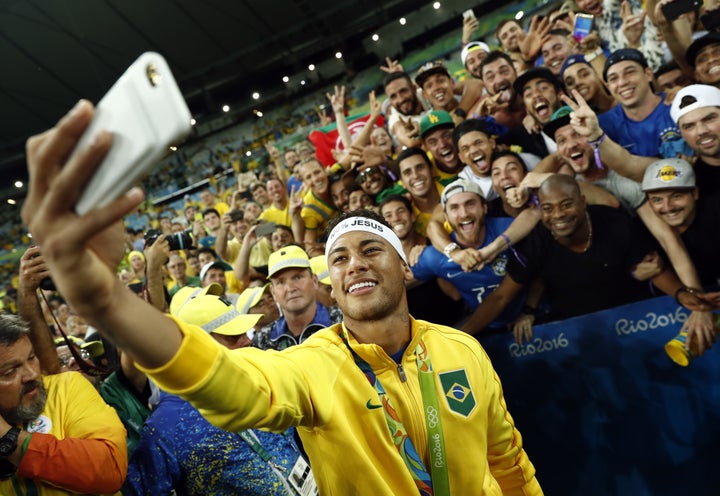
{"left": 325, "top": 217, "right": 408, "bottom": 266}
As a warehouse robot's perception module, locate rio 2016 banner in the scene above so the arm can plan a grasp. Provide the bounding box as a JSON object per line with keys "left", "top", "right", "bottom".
{"left": 479, "top": 296, "right": 720, "bottom": 496}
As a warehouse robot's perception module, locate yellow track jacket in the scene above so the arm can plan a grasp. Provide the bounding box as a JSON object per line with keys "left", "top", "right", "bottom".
{"left": 140, "top": 316, "right": 542, "bottom": 495}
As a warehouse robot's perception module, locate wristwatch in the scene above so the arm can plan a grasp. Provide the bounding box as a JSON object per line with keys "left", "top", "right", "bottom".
{"left": 0, "top": 427, "right": 20, "bottom": 458}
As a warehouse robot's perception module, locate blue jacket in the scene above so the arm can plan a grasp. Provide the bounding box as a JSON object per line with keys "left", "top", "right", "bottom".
{"left": 125, "top": 392, "right": 302, "bottom": 495}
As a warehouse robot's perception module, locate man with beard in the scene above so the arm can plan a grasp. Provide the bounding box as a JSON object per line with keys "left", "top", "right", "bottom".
{"left": 383, "top": 71, "right": 427, "bottom": 148}
{"left": 0, "top": 315, "right": 127, "bottom": 494}
{"left": 412, "top": 180, "right": 523, "bottom": 330}
{"left": 24, "top": 99, "right": 547, "bottom": 495}
{"left": 477, "top": 51, "right": 527, "bottom": 129}
{"left": 461, "top": 174, "right": 714, "bottom": 334}
{"left": 496, "top": 19, "right": 528, "bottom": 67}
{"left": 420, "top": 110, "right": 463, "bottom": 180}
{"left": 670, "top": 84, "right": 720, "bottom": 195}
{"left": 329, "top": 171, "right": 350, "bottom": 212}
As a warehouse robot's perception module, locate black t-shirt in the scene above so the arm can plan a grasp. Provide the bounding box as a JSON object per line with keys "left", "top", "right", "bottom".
{"left": 682, "top": 191, "right": 720, "bottom": 289}
{"left": 508, "top": 205, "right": 654, "bottom": 320}
{"left": 408, "top": 278, "right": 466, "bottom": 326}
{"left": 498, "top": 126, "right": 550, "bottom": 159}
{"left": 694, "top": 158, "right": 720, "bottom": 196}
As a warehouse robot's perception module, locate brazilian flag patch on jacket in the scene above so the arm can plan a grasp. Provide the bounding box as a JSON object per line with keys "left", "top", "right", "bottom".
{"left": 438, "top": 369, "right": 476, "bottom": 416}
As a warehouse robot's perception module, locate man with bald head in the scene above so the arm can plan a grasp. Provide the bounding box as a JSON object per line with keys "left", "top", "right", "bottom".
{"left": 463, "top": 174, "right": 714, "bottom": 336}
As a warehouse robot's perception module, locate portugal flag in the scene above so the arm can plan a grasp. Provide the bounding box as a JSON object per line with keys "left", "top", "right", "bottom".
{"left": 308, "top": 113, "right": 385, "bottom": 167}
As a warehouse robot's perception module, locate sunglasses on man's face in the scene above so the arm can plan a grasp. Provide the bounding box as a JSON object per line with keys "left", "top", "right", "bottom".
{"left": 356, "top": 167, "right": 380, "bottom": 185}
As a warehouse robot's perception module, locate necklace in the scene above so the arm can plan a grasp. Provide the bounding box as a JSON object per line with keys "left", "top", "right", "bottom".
{"left": 581, "top": 212, "right": 593, "bottom": 253}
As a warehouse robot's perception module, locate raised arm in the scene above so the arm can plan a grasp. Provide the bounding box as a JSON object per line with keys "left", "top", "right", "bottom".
{"left": 17, "top": 246, "right": 60, "bottom": 375}
{"left": 562, "top": 90, "right": 654, "bottom": 182}
{"left": 21, "top": 100, "right": 183, "bottom": 370}
{"left": 327, "top": 85, "right": 351, "bottom": 148}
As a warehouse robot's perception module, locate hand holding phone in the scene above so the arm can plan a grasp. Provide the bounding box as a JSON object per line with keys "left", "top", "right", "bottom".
{"left": 573, "top": 13, "right": 594, "bottom": 43}
{"left": 661, "top": 0, "right": 702, "bottom": 22}
{"left": 71, "top": 52, "right": 192, "bottom": 215}
{"left": 463, "top": 9, "right": 476, "bottom": 21}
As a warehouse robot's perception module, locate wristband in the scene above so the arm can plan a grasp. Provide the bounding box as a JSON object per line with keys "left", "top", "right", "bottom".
{"left": 584, "top": 47, "right": 603, "bottom": 62}
{"left": 443, "top": 242, "right": 459, "bottom": 258}
{"left": 587, "top": 132, "right": 606, "bottom": 170}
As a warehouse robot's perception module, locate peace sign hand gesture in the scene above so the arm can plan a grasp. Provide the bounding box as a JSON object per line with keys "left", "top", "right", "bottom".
{"left": 560, "top": 89, "right": 603, "bottom": 141}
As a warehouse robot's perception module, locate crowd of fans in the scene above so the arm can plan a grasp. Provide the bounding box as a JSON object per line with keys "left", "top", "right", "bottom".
{"left": 2, "top": 0, "right": 720, "bottom": 493}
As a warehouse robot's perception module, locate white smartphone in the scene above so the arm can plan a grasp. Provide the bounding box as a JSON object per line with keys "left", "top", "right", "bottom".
{"left": 73, "top": 52, "right": 192, "bottom": 215}
{"left": 573, "top": 13, "right": 594, "bottom": 43}
{"left": 463, "top": 9, "right": 476, "bottom": 20}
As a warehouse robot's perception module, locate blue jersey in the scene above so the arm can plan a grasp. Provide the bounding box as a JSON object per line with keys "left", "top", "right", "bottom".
{"left": 598, "top": 95, "right": 692, "bottom": 158}
{"left": 412, "top": 217, "right": 523, "bottom": 328}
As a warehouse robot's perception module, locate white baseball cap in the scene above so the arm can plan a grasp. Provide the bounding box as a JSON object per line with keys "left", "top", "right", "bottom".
{"left": 670, "top": 84, "right": 720, "bottom": 124}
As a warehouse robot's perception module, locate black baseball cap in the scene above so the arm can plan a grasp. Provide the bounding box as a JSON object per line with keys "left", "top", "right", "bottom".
{"left": 513, "top": 67, "right": 563, "bottom": 97}
{"left": 686, "top": 32, "right": 720, "bottom": 67}
{"left": 603, "top": 48, "right": 648, "bottom": 81}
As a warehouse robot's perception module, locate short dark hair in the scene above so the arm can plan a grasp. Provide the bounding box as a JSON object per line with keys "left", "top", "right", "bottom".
{"left": 0, "top": 315, "right": 30, "bottom": 347}
{"left": 273, "top": 224, "right": 294, "bottom": 237}
{"left": 496, "top": 19, "right": 522, "bottom": 40}
{"left": 547, "top": 28, "right": 571, "bottom": 38}
{"left": 202, "top": 208, "right": 220, "bottom": 218}
{"left": 654, "top": 60, "right": 681, "bottom": 79}
{"left": 491, "top": 150, "right": 528, "bottom": 173}
{"left": 479, "top": 51, "right": 515, "bottom": 80}
{"left": 325, "top": 208, "right": 392, "bottom": 239}
{"left": 378, "top": 194, "right": 413, "bottom": 214}
{"left": 383, "top": 71, "right": 413, "bottom": 90}
{"left": 197, "top": 247, "right": 217, "bottom": 259}
{"left": 396, "top": 147, "right": 433, "bottom": 170}
{"left": 452, "top": 118, "right": 493, "bottom": 149}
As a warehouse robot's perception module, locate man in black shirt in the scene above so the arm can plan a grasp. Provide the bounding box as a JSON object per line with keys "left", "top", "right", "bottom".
{"left": 642, "top": 158, "right": 720, "bottom": 290}
{"left": 670, "top": 84, "right": 720, "bottom": 195}
{"left": 462, "top": 174, "right": 715, "bottom": 335}
{"left": 642, "top": 158, "right": 720, "bottom": 355}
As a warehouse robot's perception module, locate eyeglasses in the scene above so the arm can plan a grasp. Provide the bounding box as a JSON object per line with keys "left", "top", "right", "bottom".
{"left": 356, "top": 167, "right": 380, "bottom": 185}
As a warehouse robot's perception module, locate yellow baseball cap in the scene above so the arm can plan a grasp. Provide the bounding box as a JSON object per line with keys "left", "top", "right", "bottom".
{"left": 267, "top": 245, "right": 310, "bottom": 278}
{"left": 309, "top": 255, "right": 331, "bottom": 285}
{"left": 169, "top": 283, "right": 222, "bottom": 317}
{"left": 174, "top": 291, "right": 261, "bottom": 336}
{"left": 236, "top": 283, "right": 271, "bottom": 314}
